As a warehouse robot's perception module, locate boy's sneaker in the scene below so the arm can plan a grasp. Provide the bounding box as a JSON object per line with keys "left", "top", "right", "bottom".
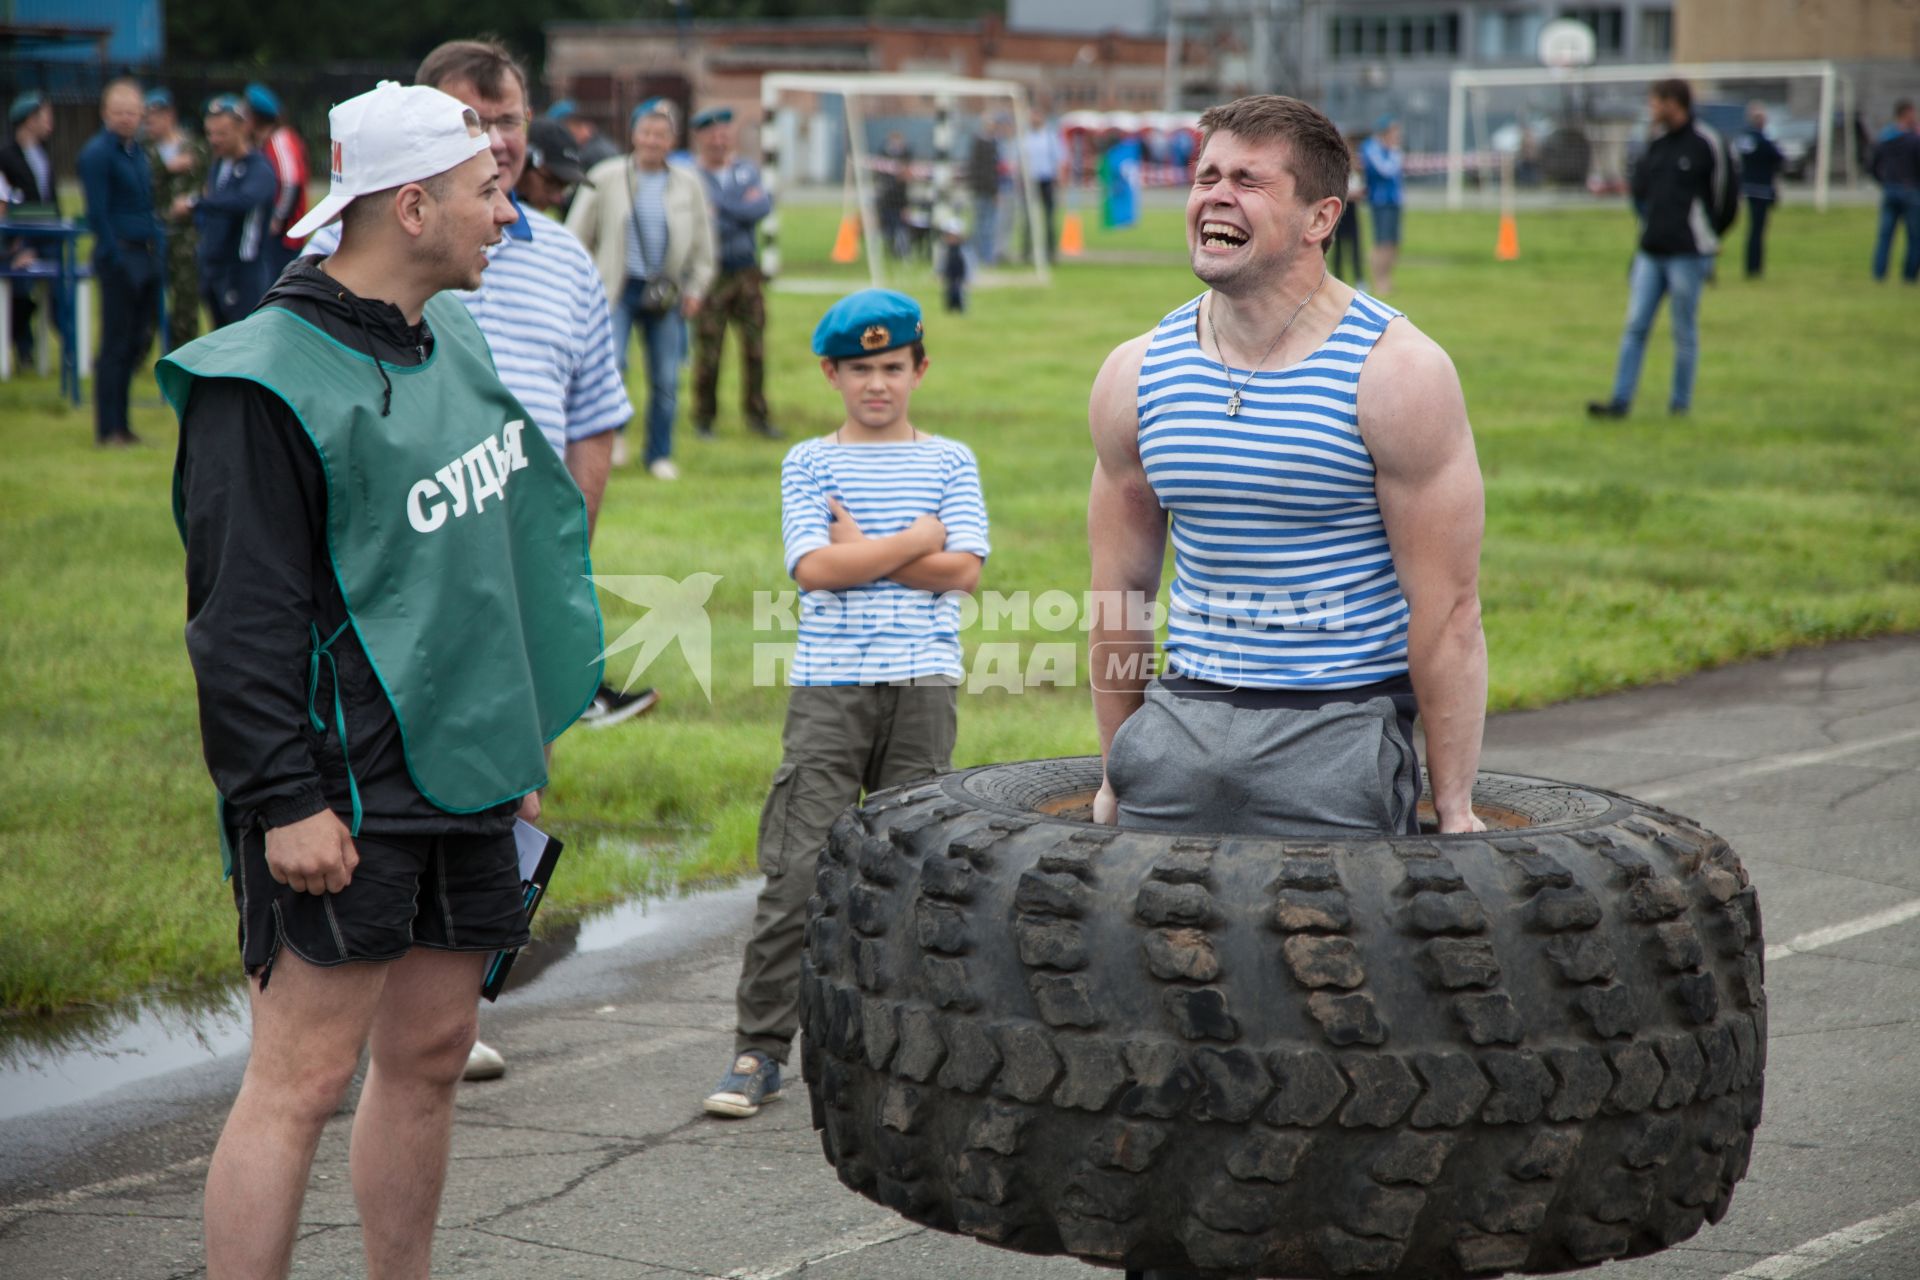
{"left": 577, "top": 684, "right": 660, "bottom": 729}
{"left": 649, "top": 458, "right": 680, "bottom": 481}
{"left": 703, "top": 1050, "right": 782, "bottom": 1118}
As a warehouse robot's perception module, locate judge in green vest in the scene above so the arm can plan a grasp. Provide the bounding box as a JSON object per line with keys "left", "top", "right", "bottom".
{"left": 160, "top": 80, "right": 604, "bottom": 1279}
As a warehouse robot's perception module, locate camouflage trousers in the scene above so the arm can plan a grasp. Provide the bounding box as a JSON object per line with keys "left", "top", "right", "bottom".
{"left": 163, "top": 226, "right": 201, "bottom": 353}
{"left": 691, "top": 266, "right": 769, "bottom": 428}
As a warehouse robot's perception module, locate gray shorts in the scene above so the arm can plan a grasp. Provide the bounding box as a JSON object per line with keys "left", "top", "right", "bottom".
{"left": 1107, "top": 675, "right": 1420, "bottom": 838}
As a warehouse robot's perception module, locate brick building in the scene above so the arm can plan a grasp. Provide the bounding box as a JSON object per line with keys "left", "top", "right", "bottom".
{"left": 542, "top": 15, "right": 1183, "bottom": 158}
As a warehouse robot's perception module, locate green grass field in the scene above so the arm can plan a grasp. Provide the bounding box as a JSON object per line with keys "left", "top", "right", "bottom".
{"left": 3, "top": 202, "right": 1916, "bottom": 1016}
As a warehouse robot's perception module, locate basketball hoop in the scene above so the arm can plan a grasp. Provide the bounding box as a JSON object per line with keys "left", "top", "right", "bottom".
{"left": 1538, "top": 19, "right": 1597, "bottom": 73}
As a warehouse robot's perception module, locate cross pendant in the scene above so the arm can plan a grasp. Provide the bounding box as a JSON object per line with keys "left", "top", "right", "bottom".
{"left": 1225, "top": 393, "right": 1241, "bottom": 417}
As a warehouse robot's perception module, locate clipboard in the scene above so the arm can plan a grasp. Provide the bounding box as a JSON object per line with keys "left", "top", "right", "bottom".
{"left": 481, "top": 819, "right": 564, "bottom": 1001}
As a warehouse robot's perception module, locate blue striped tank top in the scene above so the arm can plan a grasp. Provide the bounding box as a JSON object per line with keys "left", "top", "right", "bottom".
{"left": 1136, "top": 290, "right": 1411, "bottom": 690}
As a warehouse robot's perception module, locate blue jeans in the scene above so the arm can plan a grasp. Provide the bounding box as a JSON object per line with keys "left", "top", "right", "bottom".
{"left": 616, "top": 278, "right": 687, "bottom": 466}
{"left": 971, "top": 194, "right": 998, "bottom": 265}
{"left": 1609, "top": 251, "right": 1713, "bottom": 412}
{"left": 1871, "top": 185, "right": 1920, "bottom": 282}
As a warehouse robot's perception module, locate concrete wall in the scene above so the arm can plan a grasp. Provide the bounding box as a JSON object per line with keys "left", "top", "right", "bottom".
{"left": 1676, "top": 0, "right": 1920, "bottom": 63}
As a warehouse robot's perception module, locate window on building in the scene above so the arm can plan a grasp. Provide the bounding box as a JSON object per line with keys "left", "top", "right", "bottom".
{"left": 1477, "top": 10, "right": 1547, "bottom": 61}
{"left": 1559, "top": 6, "right": 1625, "bottom": 55}
{"left": 1328, "top": 11, "right": 1461, "bottom": 61}
{"left": 1638, "top": 6, "right": 1673, "bottom": 58}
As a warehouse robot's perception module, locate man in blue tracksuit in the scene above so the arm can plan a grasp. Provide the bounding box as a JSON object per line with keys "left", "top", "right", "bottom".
{"left": 189, "top": 94, "right": 278, "bottom": 327}
{"left": 1736, "top": 103, "right": 1785, "bottom": 280}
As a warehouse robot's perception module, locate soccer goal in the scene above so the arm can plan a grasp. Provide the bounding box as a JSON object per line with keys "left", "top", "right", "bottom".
{"left": 757, "top": 72, "right": 1052, "bottom": 293}
{"left": 1445, "top": 59, "right": 1854, "bottom": 210}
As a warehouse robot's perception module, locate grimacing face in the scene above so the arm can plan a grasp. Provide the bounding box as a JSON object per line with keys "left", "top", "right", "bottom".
{"left": 1186, "top": 130, "right": 1320, "bottom": 297}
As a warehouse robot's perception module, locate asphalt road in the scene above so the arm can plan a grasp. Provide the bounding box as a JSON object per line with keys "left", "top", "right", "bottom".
{"left": 3, "top": 636, "right": 1916, "bottom": 1280}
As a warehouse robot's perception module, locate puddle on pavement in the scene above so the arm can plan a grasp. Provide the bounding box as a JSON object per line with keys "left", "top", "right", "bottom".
{"left": 0, "top": 987, "right": 252, "bottom": 1123}
{"left": 0, "top": 837, "right": 699, "bottom": 1124}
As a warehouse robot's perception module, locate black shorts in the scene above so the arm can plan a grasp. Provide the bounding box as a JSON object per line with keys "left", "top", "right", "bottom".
{"left": 232, "top": 824, "right": 531, "bottom": 983}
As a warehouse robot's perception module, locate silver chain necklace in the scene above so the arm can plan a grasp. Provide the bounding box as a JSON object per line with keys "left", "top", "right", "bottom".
{"left": 1208, "top": 269, "right": 1328, "bottom": 417}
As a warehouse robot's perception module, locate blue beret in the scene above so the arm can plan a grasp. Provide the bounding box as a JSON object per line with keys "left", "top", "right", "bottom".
{"left": 630, "top": 97, "right": 675, "bottom": 130}
{"left": 691, "top": 106, "right": 733, "bottom": 130}
{"left": 9, "top": 91, "right": 46, "bottom": 126}
{"left": 143, "top": 87, "right": 173, "bottom": 110}
{"left": 245, "top": 82, "right": 280, "bottom": 119}
{"left": 546, "top": 99, "right": 578, "bottom": 121}
{"left": 812, "top": 288, "right": 925, "bottom": 359}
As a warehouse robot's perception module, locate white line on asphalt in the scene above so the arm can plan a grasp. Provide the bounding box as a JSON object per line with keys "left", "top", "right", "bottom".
{"left": 1766, "top": 898, "right": 1920, "bottom": 963}
{"left": 1722, "top": 1196, "right": 1920, "bottom": 1278}
{"left": 723, "top": 1218, "right": 925, "bottom": 1280}
{"left": 1636, "top": 726, "right": 1920, "bottom": 805}
{"left": 0, "top": 1153, "right": 210, "bottom": 1229}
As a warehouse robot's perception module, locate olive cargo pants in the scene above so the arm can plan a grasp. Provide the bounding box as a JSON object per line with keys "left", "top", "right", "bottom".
{"left": 734, "top": 681, "right": 957, "bottom": 1062}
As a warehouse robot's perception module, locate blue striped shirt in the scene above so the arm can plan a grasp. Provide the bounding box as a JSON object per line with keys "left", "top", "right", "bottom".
{"left": 625, "top": 168, "right": 669, "bottom": 281}
{"left": 1137, "top": 290, "right": 1410, "bottom": 690}
{"left": 307, "top": 198, "right": 631, "bottom": 455}
{"left": 781, "top": 435, "right": 991, "bottom": 686}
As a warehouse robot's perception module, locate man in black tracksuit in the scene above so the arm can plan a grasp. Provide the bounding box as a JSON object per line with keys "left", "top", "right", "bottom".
{"left": 1589, "top": 78, "right": 1739, "bottom": 419}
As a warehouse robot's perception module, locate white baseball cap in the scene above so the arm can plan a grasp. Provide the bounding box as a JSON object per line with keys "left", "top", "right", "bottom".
{"left": 289, "top": 80, "right": 492, "bottom": 240}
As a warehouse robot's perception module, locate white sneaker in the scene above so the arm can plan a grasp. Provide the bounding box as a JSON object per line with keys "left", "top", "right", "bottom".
{"left": 649, "top": 458, "right": 680, "bottom": 481}
{"left": 610, "top": 433, "right": 630, "bottom": 468}
{"left": 463, "top": 1040, "right": 506, "bottom": 1082}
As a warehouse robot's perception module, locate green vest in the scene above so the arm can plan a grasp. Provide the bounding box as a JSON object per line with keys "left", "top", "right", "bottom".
{"left": 159, "top": 294, "right": 604, "bottom": 849}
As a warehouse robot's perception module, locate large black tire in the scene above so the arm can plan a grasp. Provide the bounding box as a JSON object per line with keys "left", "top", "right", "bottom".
{"left": 799, "top": 759, "right": 1764, "bottom": 1278}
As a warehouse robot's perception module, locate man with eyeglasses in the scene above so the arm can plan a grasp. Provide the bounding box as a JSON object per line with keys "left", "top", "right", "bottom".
{"left": 186, "top": 94, "right": 277, "bottom": 328}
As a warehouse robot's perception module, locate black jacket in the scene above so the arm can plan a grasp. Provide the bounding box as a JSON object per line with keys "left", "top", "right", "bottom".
{"left": 176, "top": 257, "right": 517, "bottom": 836}
{"left": 1632, "top": 117, "right": 1740, "bottom": 256}
{"left": 1871, "top": 130, "right": 1920, "bottom": 189}
{"left": 0, "top": 138, "right": 54, "bottom": 204}
{"left": 1737, "top": 126, "right": 1784, "bottom": 199}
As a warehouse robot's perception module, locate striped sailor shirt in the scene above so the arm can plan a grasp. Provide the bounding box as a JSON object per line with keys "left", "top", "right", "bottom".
{"left": 781, "top": 435, "right": 991, "bottom": 686}
{"left": 1136, "top": 290, "right": 1410, "bottom": 690}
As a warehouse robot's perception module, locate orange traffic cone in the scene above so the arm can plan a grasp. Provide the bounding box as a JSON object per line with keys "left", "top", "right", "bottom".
{"left": 1495, "top": 214, "right": 1520, "bottom": 261}
{"left": 830, "top": 215, "right": 860, "bottom": 264}
{"left": 1059, "top": 211, "right": 1085, "bottom": 258}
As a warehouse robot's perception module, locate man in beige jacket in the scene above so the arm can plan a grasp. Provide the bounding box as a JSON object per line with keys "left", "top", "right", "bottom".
{"left": 568, "top": 104, "right": 716, "bottom": 478}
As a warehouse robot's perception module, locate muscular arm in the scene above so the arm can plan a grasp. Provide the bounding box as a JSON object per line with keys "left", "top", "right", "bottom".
{"left": 1359, "top": 322, "right": 1488, "bottom": 834}
{"left": 1086, "top": 334, "right": 1166, "bottom": 815}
